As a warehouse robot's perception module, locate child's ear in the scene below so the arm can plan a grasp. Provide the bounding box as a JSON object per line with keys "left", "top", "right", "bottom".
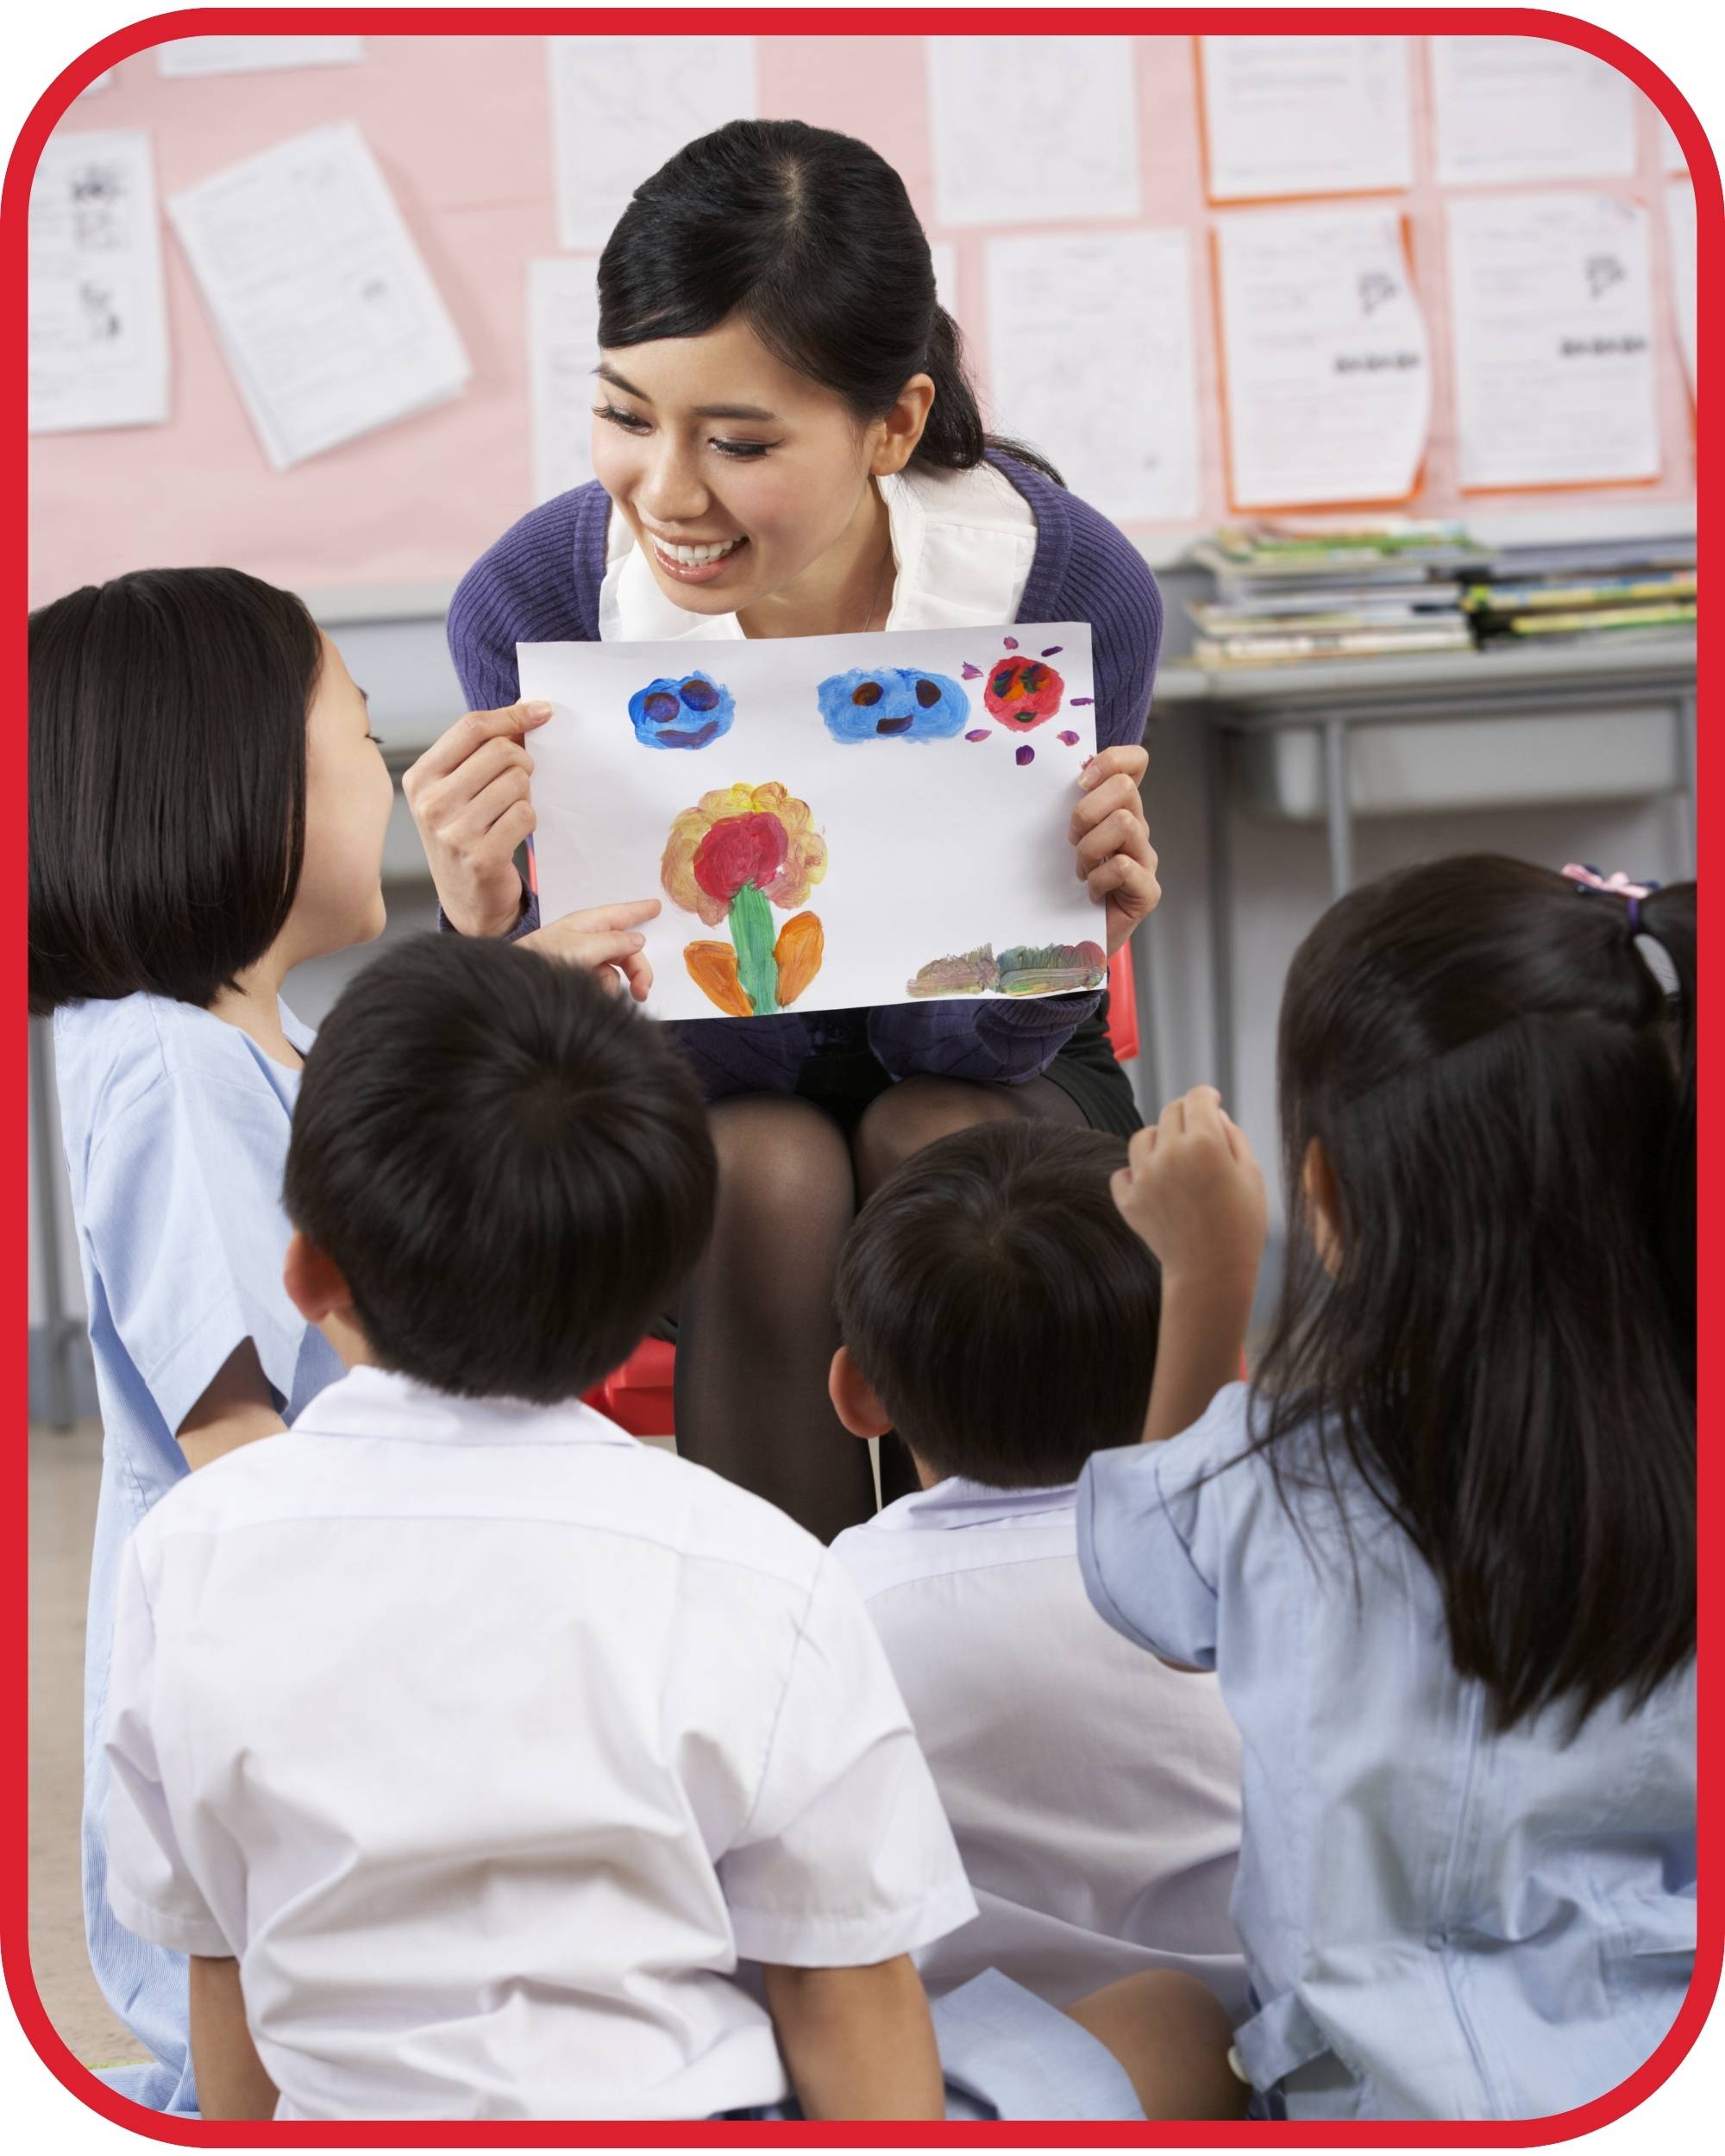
{"left": 1302, "top": 1138, "right": 1343, "bottom": 1275}
{"left": 828, "top": 1346, "right": 893, "bottom": 1439}
{"left": 282, "top": 1228, "right": 356, "bottom": 1326}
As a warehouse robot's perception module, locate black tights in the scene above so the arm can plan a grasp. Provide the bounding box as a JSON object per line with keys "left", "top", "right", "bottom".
{"left": 673, "top": 1075, "right": 1088, "bottom": 1543}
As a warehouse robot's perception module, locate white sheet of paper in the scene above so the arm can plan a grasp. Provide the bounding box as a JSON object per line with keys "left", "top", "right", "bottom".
{"left": 29, "top": 128, "right": 170, "bottom": 433}
{"left": 78, "top": 71, "right": 115, "bottom": 96}
{"left": 1215, "top": 204, "right": 1429, "bottom": 508}
{"left": 549, "top": 37, "right": 757, "bottom": 254}
{"left": 1430, "top": 37, "right": 1636, "bottom": 186}
{"left": 518, "top": 625, "right": 1103, "bottom": 1021}
{"left": 928, "top": 38, "right": 1139, "bottom": 227}
{"left": 1200, "top": 36, "right": 1413, "bottom": 199}
{"left": 1666, "top": 179, "right": 1696, "bottom": 395}
{"left": 930, "top": 241, "right": 958, "bottom": 320}
{"left": 529, "top": 256, "right": 600, "bottom": 505}
{"left": 987, "top": 229, "right": 1199, "bottom": 523}
{"left": 1448, "top": 192, "right": 1660, "bottom": 489}
{"left": 167, "top": 122, "right": 470, "bottom": 469}
{"left": 1657, "top": 110, "right": 1688, "bottom": 174}
{"left": 156, "top": 38, "right": 364, "bottom": 77}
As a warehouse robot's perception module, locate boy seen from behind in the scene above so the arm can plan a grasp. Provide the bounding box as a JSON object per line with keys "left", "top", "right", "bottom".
{"left": 831, "top": 1120, "right": 1248, "bottom": 2019}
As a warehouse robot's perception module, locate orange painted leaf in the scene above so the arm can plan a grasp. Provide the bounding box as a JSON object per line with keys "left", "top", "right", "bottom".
{"left": 684, "top": 940, "right": 753, "bottom": 1017}
{"left": 774, "top": 912, "right": 825, "bottom": 1007}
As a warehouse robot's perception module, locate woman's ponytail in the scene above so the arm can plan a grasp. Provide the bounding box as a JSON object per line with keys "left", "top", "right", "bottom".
{"left": 913, "top": 306, "right": 1064, "bottom": 485}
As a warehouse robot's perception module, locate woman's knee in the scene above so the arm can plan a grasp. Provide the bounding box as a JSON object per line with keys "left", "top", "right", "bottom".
{"left": 1064, "top": 1970, "right": 1247, "bottom": 2121}
{"left": 706, "top": 1094, "right": 855, "bottom": 1239}
{"left": 851, "top": 1076, "right": 1018, "bottom": 1195}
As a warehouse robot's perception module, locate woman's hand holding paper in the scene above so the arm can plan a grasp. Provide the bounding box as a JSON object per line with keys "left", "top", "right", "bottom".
{"left": 1070, "top": 743, "right": 1159, "bottom": 956}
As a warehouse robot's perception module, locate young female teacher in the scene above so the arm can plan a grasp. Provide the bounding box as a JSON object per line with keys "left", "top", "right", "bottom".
{"left": 410, "top": 122, "right": 1163, "bottom": 1540}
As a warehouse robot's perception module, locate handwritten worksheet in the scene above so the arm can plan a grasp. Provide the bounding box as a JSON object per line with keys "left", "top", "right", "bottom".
{"left": 1447, "top": 192, "right": 1659, "bottom": 489}
{"left": 529, "top": 255, "right": 601, "bottom": 505}
{"left": 1199, "top": 36, "right": 1413, "bottom": 200}
{"left": 549, "top": 36, "right": 757, "bottom": 253}
{"left": 1665, "top": 179, "right": 1696, "bottom": 396}
{"left": 987, "top": 229, "right": 1200, "bottom": 523}
{"left": 1215, "top": 204, "right": 1429, "bottom": 508}
{"left": 1430, "top": 38, "right": 1637, "bottom": 186}
{"left": 167, "top": 122, "right": 471, "bottom": 468}
{"left": 928, "top": 38, "right": 1140, "bottom": 227}
{"left": 29, "top": 128, "right": 170, "bottom": 434}
{"left": 155, "top": 38, "right": 364, "bottom": 77}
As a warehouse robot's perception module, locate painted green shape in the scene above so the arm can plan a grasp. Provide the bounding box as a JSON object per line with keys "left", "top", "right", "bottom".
{"left": 996, "top": 942, "right": 1107, "bottom": 996}
{"left": 729, "top": 882, "right": 780, "bottom": 1015}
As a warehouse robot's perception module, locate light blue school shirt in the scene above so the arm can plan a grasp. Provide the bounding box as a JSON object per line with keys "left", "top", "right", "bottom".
{"left": 53, "top": 991, "right": 342, "bottom": 2116}
{"left": 1077, "top": 1384, "right": 1697, "bottom": 2123}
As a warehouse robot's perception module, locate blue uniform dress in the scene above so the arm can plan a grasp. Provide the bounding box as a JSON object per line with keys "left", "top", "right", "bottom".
{"left": 53, "top": 993, "right": 343, "bottom": 2115}
{"left": 1076, "top": 1385, "right": 1697, "bottom": 2123}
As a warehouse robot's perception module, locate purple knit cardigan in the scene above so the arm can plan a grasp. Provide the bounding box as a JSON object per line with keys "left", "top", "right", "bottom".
{"left": 445, "top": 454, "right": 1162, "bottom": 1097}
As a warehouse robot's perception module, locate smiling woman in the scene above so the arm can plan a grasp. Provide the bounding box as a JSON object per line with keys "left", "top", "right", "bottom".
{"left": 420, "top": 119, "right": 1165, "bottom": 1539}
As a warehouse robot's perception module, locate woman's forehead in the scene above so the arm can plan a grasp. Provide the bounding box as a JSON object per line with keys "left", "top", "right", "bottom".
{"left": 599, "top": 321, "right": 830, "bottom": 415}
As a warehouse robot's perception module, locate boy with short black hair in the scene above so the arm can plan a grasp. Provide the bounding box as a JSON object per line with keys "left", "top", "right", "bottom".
{"left": 101, "top": 937, "right": 1237, "bottom": 2122}
{"left": 831, "top": 1120, "right": 1248, "bottom": 2016}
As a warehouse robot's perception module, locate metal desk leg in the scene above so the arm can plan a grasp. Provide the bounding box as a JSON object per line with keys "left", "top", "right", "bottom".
{"left": 1676, "top": 693, "right": 1697, "bottom": 879}
{"left": 28, "top": 1018, "right": 74, "bottom": 1432}
{"left": 1206, "top": 719, "right": 1236, "bottom": 1100}
{"left": 1321, "top": 717, "right": 1354, "bottom": 902}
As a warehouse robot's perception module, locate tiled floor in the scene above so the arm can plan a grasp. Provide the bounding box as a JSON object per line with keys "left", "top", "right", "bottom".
{"left": 28, "top": 1419, "right": 148, "bottom": 2071}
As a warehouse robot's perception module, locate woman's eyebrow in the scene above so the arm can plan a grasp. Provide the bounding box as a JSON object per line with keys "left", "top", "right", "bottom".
{"left": 593, "top": 363, "right": 777, "bottom": 423}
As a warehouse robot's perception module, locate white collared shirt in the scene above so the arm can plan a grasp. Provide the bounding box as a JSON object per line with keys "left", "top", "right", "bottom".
{"left": 104, "top": 1366, "right": 975, "bottom": 2120}
{"left": 833, "top": 1476, "right": 1247, "bottom": 2015}
{"left": 597, "top": 460, "right": 1038, "bottom": 643}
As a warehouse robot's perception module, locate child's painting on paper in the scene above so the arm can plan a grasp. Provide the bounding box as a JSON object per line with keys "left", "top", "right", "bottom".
{"left": 519, "top": 623, "right": 1101, "bottom": 1022}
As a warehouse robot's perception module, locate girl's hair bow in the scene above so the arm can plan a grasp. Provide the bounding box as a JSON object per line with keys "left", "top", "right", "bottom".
{"left": 1560, "top": 862, "right": 1660, "bottom": 932}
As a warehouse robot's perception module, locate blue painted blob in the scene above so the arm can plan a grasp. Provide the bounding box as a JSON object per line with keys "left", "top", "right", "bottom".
{"left": 627, "top": 671, "right": 736, "bottom": 750}
{"left": 818, "top": 667, "right": 970, "bottom": 743}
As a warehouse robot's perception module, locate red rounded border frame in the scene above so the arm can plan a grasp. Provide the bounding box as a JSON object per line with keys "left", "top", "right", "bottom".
{"left": 4, "top": 6, "right": 1716, "bottom": 2145}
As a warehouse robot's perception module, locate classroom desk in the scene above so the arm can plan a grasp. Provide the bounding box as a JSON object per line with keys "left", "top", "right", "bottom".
{"left": 1150, "top": 636, "right": 1698, "bottom": 1097}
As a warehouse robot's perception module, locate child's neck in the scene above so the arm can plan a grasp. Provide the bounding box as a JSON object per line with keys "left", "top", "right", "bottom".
{"left": 206, "top": 945, "right": 301, "bottom": 1069}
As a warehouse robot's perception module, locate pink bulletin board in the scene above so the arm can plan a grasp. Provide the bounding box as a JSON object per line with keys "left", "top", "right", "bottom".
{"left": 28, "top": 32, "right": 1698, "bottom": 608}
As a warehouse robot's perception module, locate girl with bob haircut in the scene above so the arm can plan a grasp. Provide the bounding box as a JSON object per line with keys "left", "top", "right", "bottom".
{"left": 29, "top": 567, "right": 654, "bottom": 2114}
{"left": 1080, "top": 856, "right": 1696, "bottom": 2121}
{"left": 420, "top": 119, "right": 1166, "bottom": 1541}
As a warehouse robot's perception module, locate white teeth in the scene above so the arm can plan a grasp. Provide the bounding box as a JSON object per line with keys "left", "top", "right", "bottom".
{"left": 656, "top": 537, "right": 742, "bottom": 566}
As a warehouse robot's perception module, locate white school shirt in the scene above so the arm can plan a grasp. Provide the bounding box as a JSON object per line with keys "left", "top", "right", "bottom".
{"left": 1079, "top": 1386, "right": 1698, "bottom": 2121}
{"left": 831, "top": 1477, "right": 1248, "bottom": 2015}
{"left": 53, "top": 989, "right": 341, "bottom": 2115}
{"left": 597, "top": 461, "right": 1038, "bottom": 642}
{"left": 104, "top": 1365, "right": 976, "bottom": 2122}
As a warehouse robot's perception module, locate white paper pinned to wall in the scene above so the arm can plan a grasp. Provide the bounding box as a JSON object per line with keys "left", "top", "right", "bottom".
{"left": 930, "top": 241, "right": 958, "bottom": 321}
{"left": 987, "top": 229, "right": 1200, "bottom": 523}
{"left": 156, "top": 38, "right": 364, "bottom": 77}
{"left": 1199, "top": 35, "right": 1413, "bottom": 200}
{"left": 529, "top": 255, "right": 601, "bottom": 505}
{"left": 1215, "top": 204, "right": 1429, "bottom": 508}
{"left": 518, "top": 624, "right": 1104, "bottom": 1021}
{"left": 1430, "top": 37, "right": 1636, "bottom": 186}
{"left": 167, "top": 122, "right": 471, "bottom": 468}
{"left": 1447, "top": 192, "right": 1660, "bottom": 488}
{"left": 1656, "top": 109, "right": 1688, "bottom": 174}
{"left": 549, "top": 36, "right": 757, "bottom": 254}
{"left": 928, "top": 38, "right": 1139, "bottom": 227}
{"left": 1665, "top": 178, "right": 1696, "bottom": 394}
{"left": 29, "top": 128, "right": 170, "bottom": 433}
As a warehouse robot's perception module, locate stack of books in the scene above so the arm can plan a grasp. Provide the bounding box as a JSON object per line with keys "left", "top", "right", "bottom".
{"left": 1458, "top": 539, "right": 1696, "bottom": 644}
{"left": 1188, "top": 522, "right": 1697, "bottom": 669}
{"left": 1189, "top": 521, "right": 1476, "bottom": 669}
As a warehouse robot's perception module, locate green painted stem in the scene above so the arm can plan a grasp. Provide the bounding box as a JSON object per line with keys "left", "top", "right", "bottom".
{"left": 729, "top": 884, "right": 779, "bottom": 1015}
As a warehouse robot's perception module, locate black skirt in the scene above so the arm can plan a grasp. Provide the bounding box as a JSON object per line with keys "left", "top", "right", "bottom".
{"left": 787, "top": 992, "right": 1139, "bottom": 1139}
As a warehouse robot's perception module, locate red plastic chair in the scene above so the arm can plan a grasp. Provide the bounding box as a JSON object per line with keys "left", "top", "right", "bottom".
{"left": 590, "top": 953, "right": 1145, "bottom": 1438}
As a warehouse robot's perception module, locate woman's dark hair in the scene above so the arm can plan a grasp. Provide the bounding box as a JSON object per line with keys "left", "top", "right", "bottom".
{"left": 1256, "top": 854, "right": 1695, "bottom": 1732}
{"left": 598, "top": 118, "right": 1063, "bottom": 483}
{"left": 285, "top": 935, "right": 718, "bottom": 1405}
{"left": 837, "top": 1121, "right": 1161, "bottom": 1486}
{"left": 29, "top": 567, "right": 319, "bottom": 1014}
